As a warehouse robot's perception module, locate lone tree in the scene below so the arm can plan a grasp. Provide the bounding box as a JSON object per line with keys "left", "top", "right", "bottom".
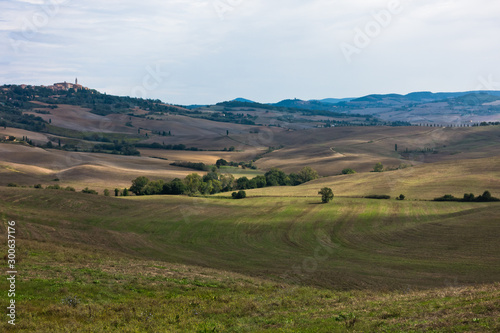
{"left": 318, "top": 187, "right": 334, "bottom": 203}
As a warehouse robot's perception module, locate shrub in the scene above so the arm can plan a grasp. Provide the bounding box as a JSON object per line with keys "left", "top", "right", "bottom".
{"left": 7, "top": 183, "right": 18, "bottom": 187}
{"left": 65, "top": 186, "right": 76, "bottom": 192}
{"left": 373, "top": 163, "right": 384, "bottom": 172}
{"left": 342, "top": 168, "right": 356, "bottom": 175}
{"left": 81, "top": 187, "right": 98, "bottom": 195}
{"left": 365, "top": 195, "right": 391, "bottom": 200}
{"left": 46, "top": 184, "right": 61, "bottom": 190}
{"left": 397, "top": 194, "right": 406, "bottom": 200}
{"left": 433, "top": 194, "right": 459, "bottom": 202}
{"left": 232, "top": 190, "right": 247, "bottom": 199}
{"left": 103, "top": 189, "right": 110, "bottom": 196}
{"left": 34, "top": 184, "right": 42, "bottom": 189}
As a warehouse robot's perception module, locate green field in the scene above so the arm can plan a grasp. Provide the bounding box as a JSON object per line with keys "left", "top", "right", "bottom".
{"left": 1, "top": 186, "right": 500, "bottom": 331}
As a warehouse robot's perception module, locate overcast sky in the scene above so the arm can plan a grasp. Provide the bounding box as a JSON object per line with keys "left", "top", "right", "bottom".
{"left": 1, "top": 0, "right": 499, "bottom": 105}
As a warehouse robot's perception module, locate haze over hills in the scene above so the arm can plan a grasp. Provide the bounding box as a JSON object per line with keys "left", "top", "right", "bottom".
{"left": 226, "top": 90, "right": 500, "bottom": 125}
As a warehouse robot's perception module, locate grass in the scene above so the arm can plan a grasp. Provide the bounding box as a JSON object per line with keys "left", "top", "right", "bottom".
{"left": 235, "top": 155, "right": 500, "bottom": 200}
{"left": 1, "top": 239, "right": 499, "bottom": 332}
{"left": 0, "top": 180, "right": 499, "bottom": 331}
{"left": 2, "top": 187, "right": 500, "bottom": 291}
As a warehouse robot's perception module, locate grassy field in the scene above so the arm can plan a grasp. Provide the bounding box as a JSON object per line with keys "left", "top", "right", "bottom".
{"left": 1, "top": 238, "right": 499, "bottom": 332}
{"left": 1, "top": 114, "right": 500, "bottom": 331}
{"left": 1, "top": 187, "right": 500, "bottom": 331}
{"left": 238, "top": 156, "right": 500, "bottom": 200}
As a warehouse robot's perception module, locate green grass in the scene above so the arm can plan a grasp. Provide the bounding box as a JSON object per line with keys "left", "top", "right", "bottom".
{"left": 1, "top": 239, "right": 499, "bottom": 332}
{"left": 1, "top": 187, "right": 500, "bottom": 331}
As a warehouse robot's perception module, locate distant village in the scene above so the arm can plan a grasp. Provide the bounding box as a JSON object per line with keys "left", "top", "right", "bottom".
{"left": 6, "top": 78, "right": 89, "bottom": 92}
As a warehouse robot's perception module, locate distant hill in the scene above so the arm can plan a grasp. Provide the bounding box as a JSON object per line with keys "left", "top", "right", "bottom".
{"left": 232, "top": 97, "right": 255, "bottom": 103}
{"left": 272, "top": 98, "right": 338, "bottom": 111}
{"left": 316, "top": 98, "right": 355, "bottom": 104}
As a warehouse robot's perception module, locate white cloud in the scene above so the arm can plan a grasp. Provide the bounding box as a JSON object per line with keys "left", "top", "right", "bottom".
{"left": 0, "top": 0, "right": 499, "bottom": 104}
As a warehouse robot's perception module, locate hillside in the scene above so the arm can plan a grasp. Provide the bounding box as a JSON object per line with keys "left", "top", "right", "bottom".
{"left": 1, "top": 83, "right": 500, "bottom": 331}
{"left": 1, "top": 186, "right": 500, "bottom": 331}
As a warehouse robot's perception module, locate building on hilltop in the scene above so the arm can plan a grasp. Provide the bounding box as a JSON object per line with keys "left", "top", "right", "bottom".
{"left": 50, "top": 78, "right": 86, "bottom": 91}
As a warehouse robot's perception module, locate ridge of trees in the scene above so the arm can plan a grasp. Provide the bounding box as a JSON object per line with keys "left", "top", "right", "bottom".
{"left": 129, "top": 166, "right": 320, "bottom": 197}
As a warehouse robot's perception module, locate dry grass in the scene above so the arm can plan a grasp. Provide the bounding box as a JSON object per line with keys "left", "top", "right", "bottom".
{"left": 237, "top": 155, "right": 500, "bottom": 200}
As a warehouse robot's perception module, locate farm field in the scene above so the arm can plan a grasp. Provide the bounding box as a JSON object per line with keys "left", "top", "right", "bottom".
{"left": 236, "top": 156, "right": 500, "bottom": 200}
{"left": 1, "top": 187, "right": 500, "bottom": 331}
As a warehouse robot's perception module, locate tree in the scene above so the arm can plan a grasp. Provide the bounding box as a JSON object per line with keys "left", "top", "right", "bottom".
{"left": 236, "top": 176, "right": 251, "bottom": 190}
{"left": 342, "top": 168, "right": 356, "bottom": 175}
{"left": 318, "top": 187, "right": 334, "bottom": 203}
{"left": 253, "top": 175, "right": 267, "bottom": 188}
{"left": 163, "top": 178, "right": 186, "bottom": 195}
{"left": 232, "top": 190, "right": 247, "bottom": 199}
{"left": 114, "top": 188, "right": 120, "bottom": 196}
{"left": 398, "top": 194, "right": 405, "bottom": 200}
{"left": 143, "top": 179, "right": 164, "bottom": 195}
{"left": 265, "top": 168, "right": 290, "bottom": 186}
{"left": 373, "top": 162, "right": 384, "bottom": 172}
{"left": 203, "top": 171, "right": 219, "bottom": 182}
{"left": 104, "top": 189, "right": 110, "bottom": 197}
{"left": 298, "top": 166, "right": 319, "bottom": 184}
{"left": 477, "top": 190, "right": 492, "bottom": 202}
{"left": 463, "top": 193, "right": 475, "bottom": 202}
{"left": 184, "top": 173, "right": 202, "bottom": 195}
{"left": 220, "top": 174, "right": 235, "bottom": 192}
{"left": 122, "top": 188, "right": 129, "bottom": 196}
{"left": 395, "top": 144, "right": 398, "bottom": 152}
{"left": 130, "top": 176, "right": 149, "bottom": 195}
{"left": 216, "top": 159, "right": 228, "bottom": 168}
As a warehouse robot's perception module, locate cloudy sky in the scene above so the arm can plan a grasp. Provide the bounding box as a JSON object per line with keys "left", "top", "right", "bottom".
{"left": 1, "top": 0, "right": 499, "bottom": 105}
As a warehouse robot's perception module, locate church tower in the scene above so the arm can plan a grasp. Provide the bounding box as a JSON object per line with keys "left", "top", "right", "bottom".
{"left": 75, "top": 78, "right": 78, "bottom": 85}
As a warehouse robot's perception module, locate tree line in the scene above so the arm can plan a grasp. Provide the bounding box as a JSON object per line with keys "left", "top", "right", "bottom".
{"left": 129, "top": 166, "right": 320, "bottom": 196}
{"left": 434, "top": 191, "right": 499, "bottom": 202}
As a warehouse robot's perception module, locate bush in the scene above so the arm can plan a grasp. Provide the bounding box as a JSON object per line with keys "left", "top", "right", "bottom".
{"left": 397, "top": 194, "right": 406, "bottom": 200}
{"left": 103, "top": 189, "right": 110, "bottom": 196}
{"left": 46, "top": 184, "right": 61, "bottom": 190}
{"left": 34, "top": 184, "right": 42, "bottom": 189}
{"left": 342, "top": 168, "right": 356, "bottom": 175}
{"left": 373, "top": 163, "right": 384, "bottom": 172}
{"left": 435, "top": 192, "right": 499, "bottom": 202}
{"left": 365, "top": 195, "right": 391, "bottom": 200}
{"left": 433, "top": 194, "right": 459, "bottom": 202}
{"left": 7, "top": 183, "right": 18, "bottom": 187}
{"left": 232, "top": 190, "right": 247, "bottom": 199}
{"left": 81, "top": 187, "right": 98, "bottom": 195}
{"left": 65, "top": 186, "right": 76, "bottom": 192}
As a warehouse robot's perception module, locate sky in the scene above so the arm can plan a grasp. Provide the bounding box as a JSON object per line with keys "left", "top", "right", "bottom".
{"left": 1, "top": 0, "right": 500, "bottom": 105}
